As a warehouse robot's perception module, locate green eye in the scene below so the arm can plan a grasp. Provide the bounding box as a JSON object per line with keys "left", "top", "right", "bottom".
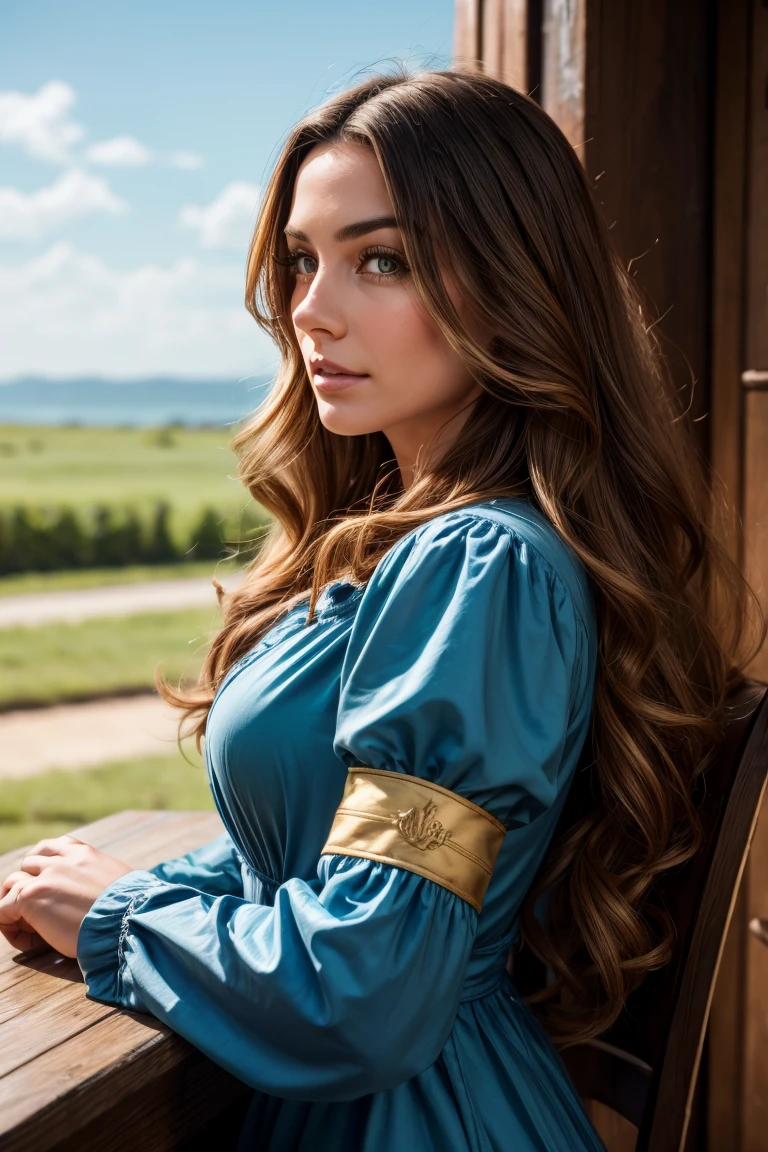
{"left": 365, "top": 254, "right": 397, "bottom": 274}
{"left": 359, "top": 247, "right": 409, "bottom": 281}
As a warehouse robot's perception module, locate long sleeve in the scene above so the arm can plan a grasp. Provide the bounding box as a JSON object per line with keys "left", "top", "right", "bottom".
{"left": 145, "top": 830, "right": 245, "bottom": 898}
{"left": 76, "top": 511, "right": 589, "bottom": 1102}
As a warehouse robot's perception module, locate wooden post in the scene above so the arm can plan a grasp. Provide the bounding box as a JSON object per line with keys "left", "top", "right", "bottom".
{"left": 740, "top": 4, "right": 768, "bottom": 1147}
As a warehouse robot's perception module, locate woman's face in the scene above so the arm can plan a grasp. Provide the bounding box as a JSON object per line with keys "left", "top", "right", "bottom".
{"left": 285, "top": 140, "right": 484, "bottom": 484}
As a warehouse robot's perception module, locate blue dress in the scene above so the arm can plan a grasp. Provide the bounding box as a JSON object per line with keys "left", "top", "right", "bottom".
{"left": 77, "top": 496, "right": 606, "bottom": 1151}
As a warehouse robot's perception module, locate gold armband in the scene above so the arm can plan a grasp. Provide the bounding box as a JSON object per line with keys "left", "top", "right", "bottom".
{"left": 320, "top": 767, "right": 506, "bottom": 912}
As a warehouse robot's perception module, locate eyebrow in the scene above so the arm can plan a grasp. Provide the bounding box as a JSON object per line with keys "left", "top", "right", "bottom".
{"left": 283, "top": 215, "right": 399, "bottom": 244}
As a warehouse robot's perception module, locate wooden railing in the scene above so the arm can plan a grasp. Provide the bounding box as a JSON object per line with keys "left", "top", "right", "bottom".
{"left": 0, "top": 810, "right": 253, "bottom": 1152}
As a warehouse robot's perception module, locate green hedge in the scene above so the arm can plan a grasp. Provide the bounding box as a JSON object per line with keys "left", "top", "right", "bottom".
{"left": 0, "top": 502, "right": 269, "bottom": 575}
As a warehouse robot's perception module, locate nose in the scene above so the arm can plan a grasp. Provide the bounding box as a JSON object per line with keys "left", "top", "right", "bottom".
{"left": 291, "top": 262, "right": 348, "bottom": 341}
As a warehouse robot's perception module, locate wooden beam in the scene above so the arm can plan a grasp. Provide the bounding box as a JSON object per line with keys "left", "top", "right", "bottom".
{"left": 502, "top": 0, "right": 532, "bottom": 93}
{"left": 744, "top": 0, "right": 768, "bottom": 375}
{"left": 453, "top": 0, "right": 482, "bottom": 72}
{"left": 541, "top": 0, "right": 586, "bottom": 151}
{"left": 578, "top": 0, "right": 714, "bottom": 450}
{"left": 709, "top": 0, "right": 751, "bottom": 567}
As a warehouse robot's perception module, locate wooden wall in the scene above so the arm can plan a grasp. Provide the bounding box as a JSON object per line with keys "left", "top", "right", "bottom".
{"left": 710, "top": 4, "right": 768, "bottom": 1149}
{"left": 454, "top": 1, "right": 768, "bottom": 1148}
{"left": 454, "top": 0, "right": 714, "bottom": 445}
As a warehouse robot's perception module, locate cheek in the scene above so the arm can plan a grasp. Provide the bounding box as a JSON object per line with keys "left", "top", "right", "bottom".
{"left": 365, "top": 290, "right": 463, "bottom": 388}
{"left": 387, "top": 301, "right": 474, "bottom": 411}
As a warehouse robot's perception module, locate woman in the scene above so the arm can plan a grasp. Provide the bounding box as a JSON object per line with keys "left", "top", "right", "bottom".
{"left": 0, "top": 67, "right": 761, "bottom": 1150}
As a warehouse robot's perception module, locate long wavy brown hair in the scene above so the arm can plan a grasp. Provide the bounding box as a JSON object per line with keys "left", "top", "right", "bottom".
{"left": 161, "top": 65, "right": 764, "bottom": 1045}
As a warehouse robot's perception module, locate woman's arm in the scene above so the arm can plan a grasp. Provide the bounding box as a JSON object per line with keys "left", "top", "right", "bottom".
{"left": 75, "top": 512, "right": 587, "bottom": 1101}
{"left": 145, "top": 830, "right": 245, "bottom": 897}
{"left": 77, "top": 848, "right": 478, "bottom": 1100}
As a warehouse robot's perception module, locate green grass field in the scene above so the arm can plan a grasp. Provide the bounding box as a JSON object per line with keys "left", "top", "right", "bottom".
{"left": 0, "top": 606, "right": 218, "bottom": 708}
{"left": 0, "top": 750, "right": 216, "bottom": 855}
{"left": 0, "top": 557, "right": 242, "bottom": 597}
{"left": 0, "top": 423, "right": 266, "bottom": 545}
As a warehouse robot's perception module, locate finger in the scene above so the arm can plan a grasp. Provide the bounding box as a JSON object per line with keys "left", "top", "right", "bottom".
{"left": 0, "top": 880, "right": 45, "bottom": 950}
{"left": 0, "top": 920, "right": 46, "bottom": 954}
{"left": 0, "top": 871, "right": 29, "bottom": 899}
{"left": 17, "top": 854, "right": 57, "bottom": 877}
{"left": 27, "top": 835, "right": 83, "bottom": 858}
{"left": 0, "top": 881, "right": 27, "bottom": 926}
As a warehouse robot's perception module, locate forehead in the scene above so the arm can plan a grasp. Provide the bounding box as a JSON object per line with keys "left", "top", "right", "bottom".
{"left": 288, "top": 141, "right": 393, "bottom": 224}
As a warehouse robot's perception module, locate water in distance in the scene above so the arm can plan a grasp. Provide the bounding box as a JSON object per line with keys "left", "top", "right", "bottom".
{"left": 0, "top": 377, "right": 273, "bottom": 427}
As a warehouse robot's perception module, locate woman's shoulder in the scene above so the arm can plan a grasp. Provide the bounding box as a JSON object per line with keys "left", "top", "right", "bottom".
{"left": 378, "top": 496, "right": 595, "bottom": 638}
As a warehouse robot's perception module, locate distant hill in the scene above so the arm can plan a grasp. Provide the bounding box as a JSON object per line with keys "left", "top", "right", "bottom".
{"left": 0, "top": 376, "right": 274, "bottom": 427}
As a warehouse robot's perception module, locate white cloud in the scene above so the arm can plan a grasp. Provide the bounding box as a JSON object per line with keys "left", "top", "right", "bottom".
{"left": 85, "top": 135, "right": 153, "bottom": 167}
{"left": 179, "top": 181, "right": 260, "bottom": 250}
{"left": 0, "top": 242, "right": 277, "bottom": 378}
{"left": 86, "top": 138, "right": 206, "bottom": 170}
{"left": 0, "top": 169, "right": 129, "bottom": 240}
{"left": 0, "top": 81, "right": 84, "bottom": 165}
{"left": 0, "top": 82, "right": 205, "bottom": 171}
{"left": 168, "top": 150, "right": 205, "bottom": 170}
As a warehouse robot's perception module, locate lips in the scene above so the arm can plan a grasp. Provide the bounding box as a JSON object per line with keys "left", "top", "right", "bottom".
{"left": 311, "top": 361, "right": 369, "bottom": 394}
{"left": 310, "top": 357, "right": 367, "bottom": 377}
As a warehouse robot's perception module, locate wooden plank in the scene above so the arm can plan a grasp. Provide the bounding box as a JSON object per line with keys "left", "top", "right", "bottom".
{"left": 0, "top": 982, "right": 113, "bottom": 1080}
{"left": 0, "top": 810, "right": 225, "bottom": 879}
{"left": 709, "top": 884, "right": 748, "bottom": 1150}
{"left": 707, "top": 7, "right": 753, "bottom": 1144}
{"left": 744, "top": 792, "right": 768, "bottom": 1150}
{"left": 742, "top": 14, "right": 768, "bottom": 1143}
{"left": 482, "top": 0, "right": 505, "bottom": 80}
{"left": 0, "top": 1012, "right": 187, "bottom": 1151}
{"left": 579, "top": 0, "right": 713, "bottom": 450}
{"left": 541, "top": 0, "right": 586, "bottom": 150}
{"left": 50, "top": 1049, "right": 251, "bottom": 1152}
{"left": 709, "top": 0, "right": 751, "bottom": 566}
{"left": 0, "top": 810, "right": 231, "bottom": 1150}
{"left": 744, "top": 0, "right": 768, "bottom": 373}
{"left": 502, "top": 0, "right": 532, "bottom": 92}
{"left": 743, "top": 386, "right": 768, "bottom": 1150}
{"left": 744, "top": 391, "right": 768, "bottom": 684}
{"left": 0, "top": 963, "right": 88, "bottom": 1026}
{"left": 453, "top": 0, "right": 481, "bottom": 71}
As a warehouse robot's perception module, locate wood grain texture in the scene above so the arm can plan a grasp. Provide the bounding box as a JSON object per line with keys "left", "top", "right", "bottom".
{"left": 502, "top": 0, "right": 531, "bottom": 92}
{"left": 744, "top": 790, "right": 768, "bottom": 1150}
{"left": 0, "top": 809, "right": 255, "bottom": 1152}
{"left": 744, "top": 390, "right": 768, "bottom": 684}
{"left": 481, "top": 0, "right": 505, "bottom": 78}
{"left": 541, "top": 0, "right": 586, "bottom": 150}
{"left": 453, "top": 0, "right": 482, "bottom": 70}
{"left": 743, "top": 392, "right": 768, "bottom": 1151}
{"left": 582, "top": 0, "right": 714, "bottom": 453}
{"left": 745, "top": 0, "right": 768, "bottom": 373}
{"left": 709, "top": 0, "right": 751, "bottom": 566}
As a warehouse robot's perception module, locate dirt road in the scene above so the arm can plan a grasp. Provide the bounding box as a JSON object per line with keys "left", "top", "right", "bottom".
{"left": 0, "top": 573, "right": 244, "bottom": 630}
{"left": 0, "top": 694, "right": 188, "bottom": 779}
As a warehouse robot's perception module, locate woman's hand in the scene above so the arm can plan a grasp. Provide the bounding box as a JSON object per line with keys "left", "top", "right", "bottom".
{"left": 0, "top": 834, "right": 135, "bottom": 958}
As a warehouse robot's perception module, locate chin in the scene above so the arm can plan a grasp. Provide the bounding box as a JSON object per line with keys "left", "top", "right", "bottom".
{"left": 316, "top": 406, "right": 382, "bottom": 438}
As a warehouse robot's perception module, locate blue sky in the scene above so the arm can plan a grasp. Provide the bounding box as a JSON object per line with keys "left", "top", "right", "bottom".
{"left": 0, "top": 0, "right": 454, "bottom": 380}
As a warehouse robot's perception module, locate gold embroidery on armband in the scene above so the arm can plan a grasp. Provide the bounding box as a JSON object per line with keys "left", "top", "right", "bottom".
{"left": 320, "top": 767, "right": 507, "bottom": 912}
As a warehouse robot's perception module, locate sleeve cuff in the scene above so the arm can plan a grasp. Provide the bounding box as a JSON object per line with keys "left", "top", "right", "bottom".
{"left": 76, "top": 869, "right": 167, "bottom": 1006}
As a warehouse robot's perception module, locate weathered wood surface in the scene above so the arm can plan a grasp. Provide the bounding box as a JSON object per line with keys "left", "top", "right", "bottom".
{"left": 0, "top": 809, "right": 253, "bottom": 1152}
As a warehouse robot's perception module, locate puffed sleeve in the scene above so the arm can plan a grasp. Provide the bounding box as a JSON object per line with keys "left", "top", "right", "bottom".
{"left": 76, "top": 512, "right": 587, "bottom": 1102}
